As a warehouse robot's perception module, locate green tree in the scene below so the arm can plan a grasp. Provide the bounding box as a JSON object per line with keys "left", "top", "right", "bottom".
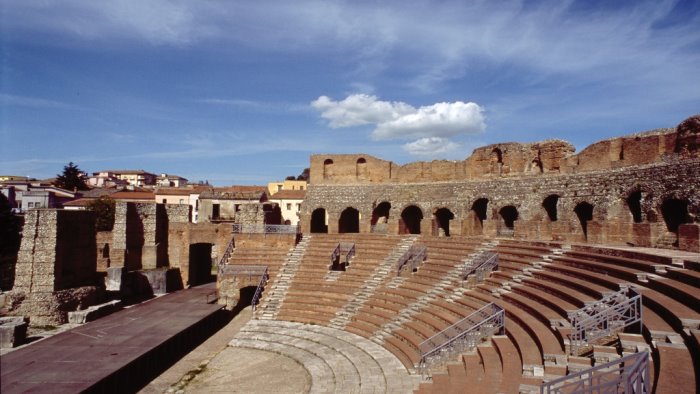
{"left": 296, "top": 168, "right": 310, "bottom": 181}
{"left": 86, "top": 196, "right": 116, "bottom": 231}
{"left": 55, "top": 162, "right": 89, "bottom": 191}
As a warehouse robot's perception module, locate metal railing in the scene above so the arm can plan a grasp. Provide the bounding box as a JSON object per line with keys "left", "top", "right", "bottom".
{"left": 418, "top": 303, "right": 505, "bottom": 377}
{"left": 330, "top": 242, "right": 356, "bottom": 268}
{"left": 251, "top": 267, "right": 269, "bottom": 311}
{"left": 217, "top": 238, "right": 235, "bottom": 274}
{"left": 396, "top": 245, "right": 427, "bottom": 276}
{"left": 540, "top": 351, "right": 650, "bottom": 394}
{"left": 462, "top": 252, "right": 498, "bottom": 284}
{"left": 232, "top": 223, "right": 300, "bottom": 234}
{"left": 568, "top": 287, "right": 642, "bottom": 355}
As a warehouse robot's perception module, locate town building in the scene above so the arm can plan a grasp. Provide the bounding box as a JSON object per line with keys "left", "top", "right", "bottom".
{"left": 269, "top": 189, "right": 305, "bottom": 225}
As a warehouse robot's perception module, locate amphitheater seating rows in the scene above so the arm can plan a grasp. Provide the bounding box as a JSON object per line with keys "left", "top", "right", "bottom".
{"left": 227, "top": 233, "right": 699, "bottom": 393}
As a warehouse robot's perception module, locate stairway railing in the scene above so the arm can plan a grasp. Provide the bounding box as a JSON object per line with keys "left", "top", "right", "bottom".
{"left": 541, "top": 351, "right": 650, "bottom": 394}
{"left": 418, "top": 303, "right": 505, "bottom": 377}
{"left": 396, "top": 245, "right": 427, "bottom": 276}
{"left": 568, "top": 287, "right": 643, "bottom": 355}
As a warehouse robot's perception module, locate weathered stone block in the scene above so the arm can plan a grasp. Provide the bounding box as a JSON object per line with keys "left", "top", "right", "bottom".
{"left": 0, "top": 316, "right": 28, "bottom": 348}
{"left": 679, "top": 224, "right": 699, "bottom": 253}
{"left": 68, "top": 300, "right": 122, "bottom": 324}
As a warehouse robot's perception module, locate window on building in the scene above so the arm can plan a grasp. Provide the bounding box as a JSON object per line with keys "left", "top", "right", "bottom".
{"left": 179, "top": 199, "right": 184, "bottom": 204}
{"left": 296, "top": 204, "right": 301, "bottom": 211}
{"left": 34, "top": 202, "right": 41, "bottom": 208}
{"left": 277, "top": 185, "right": 283, "bottom": 191}
{"left": 300, "top": 186, "right": 304, "bottom": 190}
{"left": 162, "top": 199, "right": 167, "bottom": 203}
{"left": 286, "top": 203, "right": 292, "bottom": 210}
{"left": 27, "top": 202, "right": 33, "bottom": 208}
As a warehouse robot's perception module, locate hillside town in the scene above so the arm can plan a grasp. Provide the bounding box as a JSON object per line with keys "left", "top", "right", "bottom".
{"left": 0, "top": 168, "right": 308, "bottom": 226}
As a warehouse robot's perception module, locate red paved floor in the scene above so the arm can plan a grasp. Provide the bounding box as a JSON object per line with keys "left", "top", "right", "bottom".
{"left": 1, "top": 283, "right": 222, "bottom": 393}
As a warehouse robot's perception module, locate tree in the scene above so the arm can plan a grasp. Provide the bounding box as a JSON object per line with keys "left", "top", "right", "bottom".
{"left": 86, "top": 196, "right": 115, "bottom": 231}
{"left": 296, "top": 168, "right": 310, "bottom": 181}
{"left": 285, "top": 175, "right": 296, "bottom": 181}
{"left": 55, "top": 162, "right": 89, "bottom": 191}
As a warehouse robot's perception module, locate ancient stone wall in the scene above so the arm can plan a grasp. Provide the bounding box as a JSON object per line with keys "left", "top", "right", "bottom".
{"left": 301, "top": 159, "right": 700, "bottom": 250}
{"left": 9, "top": 209, "right": 100, "bottom": 325}
{"left": 309, "top": 122, "right": 695, "bottom": 185}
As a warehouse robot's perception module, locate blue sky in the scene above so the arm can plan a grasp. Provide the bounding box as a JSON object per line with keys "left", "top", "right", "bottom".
{"left": 1, "top": 0, "right": 699, "bottom": 185}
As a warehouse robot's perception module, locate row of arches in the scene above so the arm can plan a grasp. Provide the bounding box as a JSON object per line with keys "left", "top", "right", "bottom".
{"left": 309, "top": 195, "right": 691, "bottom": 238}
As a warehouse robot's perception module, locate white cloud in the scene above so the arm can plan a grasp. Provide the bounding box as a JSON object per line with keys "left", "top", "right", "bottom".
{"left": 311, "top": 94, "right": 414, "bottom": 128}
{"left": 312, "top": 94, "right": 485, "bottom": 157}
{"left": 312, "top": 94, "right": 485, "bottom": 139}
{"left": 373, "top": 101, "right": 485, "bottom": 140}
{"left": 403, "top": 137, "right": 460, "bottom": 156}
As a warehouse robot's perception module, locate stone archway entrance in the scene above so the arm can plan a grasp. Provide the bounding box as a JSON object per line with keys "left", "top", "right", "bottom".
{"left": 574, "top": 202, "right": 594, "bottom": 239}
{"left": 400, "top": 205, "right": 423, "bottom": 234}
{"left": 310, "top": 208, "right": 328, "bottom": 233}
{"left": 371, "top": 202, "right": 391, "bottom": 233}
{"left": 542, "top": 195, "right": 559, "bottom": 222}
{"left": 499, "top": 206, "right": 519, "bottom": 229}
{"left": 434, "top": 208, "right": 454, "bottom": 236}
{"left": 338, "top": 207, "right": 360, "bottom": 233}
{"left": 661, "top": 198, "right": 689, "bottom": 233}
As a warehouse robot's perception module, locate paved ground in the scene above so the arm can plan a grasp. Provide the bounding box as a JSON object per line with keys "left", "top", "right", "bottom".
{"left": 1, "top": 284, "right": 222, "bottom": 394}
{"left": 139, "top": 306, "right": 310, "bottom": 394}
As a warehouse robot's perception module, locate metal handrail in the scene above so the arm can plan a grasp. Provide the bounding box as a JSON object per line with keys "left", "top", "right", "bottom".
{"left": 397, "top": 245, "right": 427, "bottom": 275}
{"left": 568, "top": 288, "right": 643, "bottom": 355}
{"left": 418, "top": 303, "right": 504, "bottom": 374}
{"left": 330, "top": 242, "right": 356, "bottom": 267}
{"left": 541, "top": 351, "right": 650, "bottom": 394}
{"left": 217, "top": 238, "right": 235, "bottom": 274}
{"left": 462, "top": 252, "right": 498, "bottom": 280}
{"left": 251, "top": 267, "right": 269, "bottom": 311}
{"left": 232, "top": 223, "right": 300, "bottom": 234}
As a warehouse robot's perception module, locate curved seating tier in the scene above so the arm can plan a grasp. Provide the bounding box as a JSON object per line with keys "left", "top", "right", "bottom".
{"left": 245, "top": 234, "right": 699, "bottom": 393}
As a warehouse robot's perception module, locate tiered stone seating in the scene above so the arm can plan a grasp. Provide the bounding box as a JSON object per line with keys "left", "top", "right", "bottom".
{"left": 227, "top": 246, "right": 290, "bottom": 282}
{"left": 277, "top": 234, "right": 403, "bottom": 325}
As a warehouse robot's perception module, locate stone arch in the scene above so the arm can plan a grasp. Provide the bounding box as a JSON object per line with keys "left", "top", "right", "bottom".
{"left": 542, "top": 195, "right": 559, "bottom": 222}
{"left": 338, "top": 207, "right": 360, "bottom": 233}
{"left": 627, "top": 190, "right": 643, "bottom": 223}
{"left": 188, "top": 243, "right": 213, "bottom": 286}
{"left": 434, "top": 207, "right": 454, "bottom": 236}
{"left": 323, "top": 159, "right": 334, "bottom": 180}
{"left": 471, "top": 198, "right": 489, "bottom": 227}
{"left": 532, "top": 158, "right": 543, "bottom": 173}
{"left": 492, "top": 148, "right": 503, "bottom": 164}
{"left": 371, "top": 201, "right": 391, "bottom": 226}
{"left": 356, "top": 157, "right": 368, "bottom": 180}
{"left": 498, "top": 205, "right": 519, "bottom": 229}
{"left": 400, "top": 205, "right": 423, "bottom": 234}
{"left": 660, "top": 198, "right": 690, "bottom": 233}
{"left": 574, "top": 201, "right": 594, "bottom": 239}
{"left": 310, "top": 208, "right": 328, "bottom": 233}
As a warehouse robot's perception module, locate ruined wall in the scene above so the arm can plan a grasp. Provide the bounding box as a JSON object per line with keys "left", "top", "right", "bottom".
{"left": 9, "top": 209, "right": 100, "bottom": 325}
{"left": 110, "top": 202, "right": 168, "bottom": 271}
{"left": 309, "top": 119, "right": 697, "bottom": 185}
{"left": 301, "top": 159, "right": 700, "bottom": 250}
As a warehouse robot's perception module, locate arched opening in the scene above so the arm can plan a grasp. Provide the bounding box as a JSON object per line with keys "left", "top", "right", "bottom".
{"left": 542, "top": 195, "right": 559, "bottom": 222}
{"left": 400, "top": 205, "right": 423, "bottom": 234}
{"left": 532, "top": 158, "right": 543, "bottom": 173}
{"left": 371, "top": 201, "right": 391, "bottom": 233}
{"left": 492, "top": 148, "right": 503, "bottom": 164}
{"left": 188, "top": 243, "right": 213, "bottom": 286}
{"left": 434, "top": 208, "right": 454, "bottom": 236}
{"left": 661, "top": 198, "right": 689, "bottom": 232}
{"left": 310, "top": 208, "right": 328, "bottom": 233}
{"left": 102, "top": 243, "right": 110, "bottom": 259}
{"left": 471, "top": 198, "right": 489, "bottom": 227}
{"left": 627, "top": 191, "right": 643, "bottom": 223}
{"left": 356, "top": 157, "right": 368, "bottom": 180}
{"left": 338, "top": 207, "right": 360, "bottom": 233}
{"left": 574, "top": 202, "right": 594, "bottom": 239}
{"left": 323, "top": 159, "right": 334, "bottom": 180}
{"left": 499, "top": 206, "right": 519, "bottom": 229}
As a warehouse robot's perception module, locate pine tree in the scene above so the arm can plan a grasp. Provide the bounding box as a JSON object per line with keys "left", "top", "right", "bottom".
{"left": 55, "top": 162, "right": 88, "bottom": 191}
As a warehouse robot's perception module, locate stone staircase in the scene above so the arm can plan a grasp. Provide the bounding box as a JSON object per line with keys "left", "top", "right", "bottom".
{"left": 328, "top": 236, "right": 418, "bottom": 330}
{"left": 370, "top": 239, "right": 499, "bottom": 343}
{"left": 255, "top": 235, "right": 311, "bottom": 320}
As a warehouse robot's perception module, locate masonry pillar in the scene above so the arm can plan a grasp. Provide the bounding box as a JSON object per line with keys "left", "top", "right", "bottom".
{"left": 328, "top": 212, "right": 339, "bottom": 234}
{"left": 420, "top": 218, "right": 432, "bottom": 235}
{"left": 679, "top": 224, "right": 699, "bottom": 252}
